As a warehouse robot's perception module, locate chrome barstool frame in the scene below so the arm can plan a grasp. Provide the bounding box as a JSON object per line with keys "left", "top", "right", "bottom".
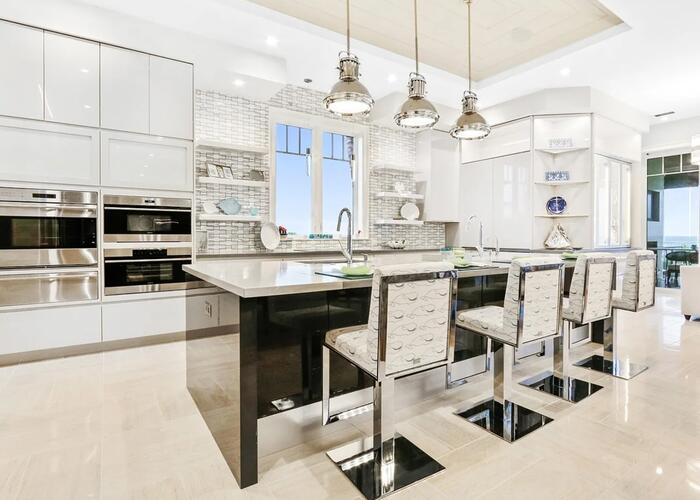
{"left": 454, "top": 261, "right": 564, "bottom": 443}
{"left": 322, "top": 269, "right": 458, "bottom": 499}
{"left": 520, "top": 256, "right": 615, "bottom": 402}
{"left": 575, "top": 254, "right": 655, "bottom": 380}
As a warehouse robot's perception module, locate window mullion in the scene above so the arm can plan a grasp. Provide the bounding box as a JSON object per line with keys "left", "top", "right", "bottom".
{"left": 311, "top": 127, "right": 323, "bottom": 234}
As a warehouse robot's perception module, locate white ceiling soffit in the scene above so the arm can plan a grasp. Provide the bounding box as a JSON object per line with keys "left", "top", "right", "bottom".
{"left": 245, "top": 0, "right": 623, "bottom": 81}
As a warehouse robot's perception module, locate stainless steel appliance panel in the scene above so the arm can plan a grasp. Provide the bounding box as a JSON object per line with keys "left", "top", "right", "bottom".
{"left": 0, "top": 270, "right": 98, "bottom": 307}
{"left": 0, "top": 248, "right": 98, "bottom": 268}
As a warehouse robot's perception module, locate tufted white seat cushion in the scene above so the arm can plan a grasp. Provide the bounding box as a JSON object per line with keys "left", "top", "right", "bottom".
{"left": 457, "top": 306, "right": 509, "bottom": 343}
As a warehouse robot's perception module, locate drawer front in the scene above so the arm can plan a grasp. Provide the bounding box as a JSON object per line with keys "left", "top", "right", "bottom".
{"left": 0, "top": 271, "right": 98, "bottom": 307}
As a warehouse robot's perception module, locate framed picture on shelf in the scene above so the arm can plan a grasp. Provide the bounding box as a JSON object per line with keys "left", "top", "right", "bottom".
{"left": 221, "top": 166, "right": 234, "bottom": 180}
{"left": 249, "top": 169, "right": 265, "bottom": 182}
{"left": 216, "top": 165, "right": 226, "bottom": 178}
{"left": 206, "top": 163, "right": 221, "bottom": 177}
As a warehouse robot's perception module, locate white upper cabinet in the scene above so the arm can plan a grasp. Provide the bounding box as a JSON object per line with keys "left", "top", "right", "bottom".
{"left": 101, "top": 130, "right": 193, "bottom": 191}
{"left": 100, "top": 44, "right": 149, "bottom": 134}
{"left": 416, "top": 130, "right": 460, "bottom": 222}
{"left": 456, "top": 159, "right": 494, "bottom": 247}
{"left": 44, "top": 33, "right": 99, "bottom": 127}
{"left": 0, "top": 21, "right": 43, "bottom": 120}
{"left": 460, "top": 118, "right": 531, "bottom": 164}
{"left": 149, "top": 56, "right": 193, "bottom": 139}
{"left": 492, "top": 152, "right": 532, "bottom": 249}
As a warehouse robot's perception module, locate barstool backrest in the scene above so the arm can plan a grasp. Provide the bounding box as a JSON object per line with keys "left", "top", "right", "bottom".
{"left": 367, "top": 262, "right": 457, "bottom": 378}
{"left": 617, "top": 250, "right": 656, "bottom": 311}
{"left": 502, "top": 257, "right": 564, "bottom": 347}
{"left": 566, "top": 253, "right": 616, "bottom": 324}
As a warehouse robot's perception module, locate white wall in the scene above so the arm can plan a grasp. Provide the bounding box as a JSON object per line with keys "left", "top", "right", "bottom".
{"left": 643, "top": 116, "right": 700, "bottom": 153}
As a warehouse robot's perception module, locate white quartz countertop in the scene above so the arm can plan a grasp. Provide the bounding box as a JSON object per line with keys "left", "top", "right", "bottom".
{"left": 184, "top": 252, "right": 517, "bottom": 298}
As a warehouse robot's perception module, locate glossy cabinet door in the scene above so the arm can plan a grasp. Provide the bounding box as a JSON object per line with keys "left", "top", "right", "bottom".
{"left": 0, "top": 21, "right": 43, "bottom": 120}
{"left": 0, "top": 116, "right": 99, "bottom": 185}
{"left": 101, "top": 130, "right": 193, "bottom": 191}
{"left": 44, "top": 32, "right": 99, "bottom": 127}
{"left": 149, "top": 56, "right": 193, "bottom": 139}
{"left": 100, "top": 44, "right": 149, "bottom": 134}
{"left": 492, "top": 152, "right": 532, "bottom": 249}
{"left": 458, "top": 159, "right": 493, "bottom": 247}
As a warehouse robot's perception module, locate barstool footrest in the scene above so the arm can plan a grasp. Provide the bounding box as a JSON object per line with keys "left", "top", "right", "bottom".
{"left": 326, "top": 434, "right": 444, "bottom": 500}
{"left": 455, "top": 398, "right": 553, "bottom": 443}
{"left": 519, "top": 371, "right": 604, "bottom": 403}
{"left": 574, "top": 354, "right": 648, "bottom": 380}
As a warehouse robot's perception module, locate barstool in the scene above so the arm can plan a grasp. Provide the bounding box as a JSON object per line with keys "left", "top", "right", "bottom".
{"left": 454, "top": 257, "right": 564, "bottom": 442}
{"left": 321, "top": 262, "right": 457, "bottom": 499}
{"left": 520, "top": 253, "right": 616, "bottom": 403}
{"left": 575, "top": 250, "right": 656, "bottom": 380}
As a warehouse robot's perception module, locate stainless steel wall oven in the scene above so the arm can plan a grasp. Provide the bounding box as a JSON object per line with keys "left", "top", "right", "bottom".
{"left": 103, "top": 195, "right": 192, "bottom": 243}
{"left": 103, "top": 247, "right": 205, "bottom": 295}
{"left": 0, "top": 187, "right": 99, "bottom": 307}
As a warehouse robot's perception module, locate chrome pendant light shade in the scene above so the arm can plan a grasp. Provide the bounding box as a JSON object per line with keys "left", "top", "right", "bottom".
{"left": 450, "top": 90, "right": 490, "bottom": 140}
{"left": 324, "top": 52, "right": 374, "bottom": 116}
{"left": 450, "top": 0, "right": 490, "bottom": 140}
{"left": 395, "top": 0, "right": 439, "bottom": 128}
{"left": 323, "top": 0, "right": 374, "bottom": 117}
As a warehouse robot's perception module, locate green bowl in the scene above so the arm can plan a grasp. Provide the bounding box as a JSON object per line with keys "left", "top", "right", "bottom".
{"left": 561, "top": 252, "right": 578, "bottom": 260}
{"left": 340, "top": 265, "right": 373, "bottom": 276}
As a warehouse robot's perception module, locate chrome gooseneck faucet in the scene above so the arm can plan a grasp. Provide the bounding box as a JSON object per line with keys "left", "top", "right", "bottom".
{"left": 467, "top": 214, "right": 483, "bottom": 257}
{"left": 336, "top": 207, "right": 353, "bottom": 266}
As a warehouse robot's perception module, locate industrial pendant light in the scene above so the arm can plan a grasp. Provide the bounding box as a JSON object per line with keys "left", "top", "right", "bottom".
{"left": 394, "top": 0, "right": 439, "bottom": 128}
{"left": 450, "top": 0, "right": 490, "bottom": 140}
{"left": 323, "top": 0, "right": 374, "bottom": 116}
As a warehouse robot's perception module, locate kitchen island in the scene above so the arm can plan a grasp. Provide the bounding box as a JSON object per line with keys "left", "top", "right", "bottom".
{"left": 184, "top": 253, "right": 577, "bottom": 488}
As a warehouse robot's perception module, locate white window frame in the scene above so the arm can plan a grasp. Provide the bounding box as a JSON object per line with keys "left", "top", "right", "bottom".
{"left": 269, "top": 108, "right": 369, "bottom": 237}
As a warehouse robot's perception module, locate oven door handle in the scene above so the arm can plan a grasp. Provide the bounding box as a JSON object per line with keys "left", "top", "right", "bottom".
{"left": 104, "top": 206, "right": 192, "bottom": 213}
{"left": 0, "top": 203, "right": 97, "bottom": 218}
{"left": 104, "top": 257, "right": 192, "bottom": 263}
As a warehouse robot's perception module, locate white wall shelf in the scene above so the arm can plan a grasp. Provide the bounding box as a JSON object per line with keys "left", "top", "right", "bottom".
{"left": 195, "top": 138, "right": 268, "bottom": 154}
{"left": 374, "top": 219, "right": 424, "bottom": 226}
{"left": 372, "top": 163, "right": 414, "bottom": 172}
{"left": 375, "top": 191, "right": 424, "bottom": 200}
{"left": 198, "top": 176, "right": 268, "bottom": 188}
{"left": 534, "top": 147, "right": 589, "bottom": 155}
{"left": 534, "top": 180, "right": 590, "bottom": 186}
{"left": 198, "top": 214, "right": 264, "bottom": 222}
{"left": 534, "top": 214, "right": 589, "bottom": 218}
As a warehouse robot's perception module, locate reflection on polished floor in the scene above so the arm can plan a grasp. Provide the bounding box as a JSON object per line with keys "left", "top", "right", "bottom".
{"left": 1, "top": 289, "right": 699, "bottom": 500}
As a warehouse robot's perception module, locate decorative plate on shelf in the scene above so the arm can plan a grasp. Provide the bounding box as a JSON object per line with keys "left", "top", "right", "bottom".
{"left": 400, "top": 202, "right": 420, "bottom": 220}
{"left": 218, "top": 198, "right": 241, "bottom": 215}
{"left": 260, "top": 222, "right": 281, "bottom": 250}
{"left": 546, "top": 196, "right": 567, "bottom": 215}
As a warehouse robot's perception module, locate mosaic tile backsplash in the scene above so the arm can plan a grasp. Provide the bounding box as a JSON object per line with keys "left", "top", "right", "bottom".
{"left": 195, "top": 85, "right": 445, "bottom": 255}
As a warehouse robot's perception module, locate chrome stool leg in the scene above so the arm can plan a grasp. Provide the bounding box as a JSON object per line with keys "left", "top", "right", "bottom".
{"left": 520, "top": 322, "right": 604, "bottom": 403}
{"left": 455, "top": 341, "right": 553, "bottom": 443}
{"left": 321, "top": 345, "right": 373, "bottom": 426}
{"left": 575, "top": 310, "right": 648, "bottom": 380}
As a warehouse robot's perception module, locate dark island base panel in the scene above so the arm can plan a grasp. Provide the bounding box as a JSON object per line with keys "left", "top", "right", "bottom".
{"left": 185, "top": 270, "right": 575, "bottom": 488}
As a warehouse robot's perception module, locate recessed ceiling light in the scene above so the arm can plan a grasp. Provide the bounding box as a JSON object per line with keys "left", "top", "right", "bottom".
{"left": 266, "top": 35, "right": 278, "bottom": 47}
{"left": 80, "top": 68, "right": 90, "bottom": 74}
{"left": 387, "top": 74, "right": 397, "bottom": 83}
{"left": 233, "top": 79, "right": 246, "bottom": 87}
{"left": 560, "top": 67, "right": 571, "bottom": 77}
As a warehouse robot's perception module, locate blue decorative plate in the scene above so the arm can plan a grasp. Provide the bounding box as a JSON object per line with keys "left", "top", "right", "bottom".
{"left": 546, "top": 196, "right": 567, "bottom": 215}
{"left": 218, "top": 198, "right": 241, "bottom": 215}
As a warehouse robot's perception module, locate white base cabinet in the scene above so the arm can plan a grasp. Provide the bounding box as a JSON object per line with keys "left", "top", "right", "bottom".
{"left": 0, "top": 117, "right": 99, "bottom": 186}
{"left": 0, "top": 304, "right": 101, "bottom": 355}
{"left": 102, "top": 293, "right": 230, "bottom": 342}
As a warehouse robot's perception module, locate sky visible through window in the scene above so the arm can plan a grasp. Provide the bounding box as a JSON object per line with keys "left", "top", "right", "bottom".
{"left": 275, "top": 124, "right": 354, "bottom": 235}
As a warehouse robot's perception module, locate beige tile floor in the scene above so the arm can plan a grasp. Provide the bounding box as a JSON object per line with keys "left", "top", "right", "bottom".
{"left": 1, "top": 289, "right": 700, "bottom": 499}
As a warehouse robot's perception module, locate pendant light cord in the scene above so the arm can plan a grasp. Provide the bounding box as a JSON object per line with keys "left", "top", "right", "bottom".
{"left": 414, "top": 0, "right": 419, "bottom": 74}
{"left": 467, "top": 0, "right": 472, "bottom": 92}
{"left": 346, "top": 0, "right": 351, "bottom": 54}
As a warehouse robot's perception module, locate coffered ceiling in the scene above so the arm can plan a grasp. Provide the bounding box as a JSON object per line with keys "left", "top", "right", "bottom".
{"left": 246, "top": 0, "right": 622, "bottom": 81}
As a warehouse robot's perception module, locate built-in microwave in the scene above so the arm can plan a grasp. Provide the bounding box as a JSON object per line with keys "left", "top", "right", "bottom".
{"left": 103, "top": 247, "right": 206, "bottom": 295}
{"left": 0, "top": 187, "right": 98, "bottom": 269}
{"left": 103, "top": 195, "right": 192, "bottom": 243}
